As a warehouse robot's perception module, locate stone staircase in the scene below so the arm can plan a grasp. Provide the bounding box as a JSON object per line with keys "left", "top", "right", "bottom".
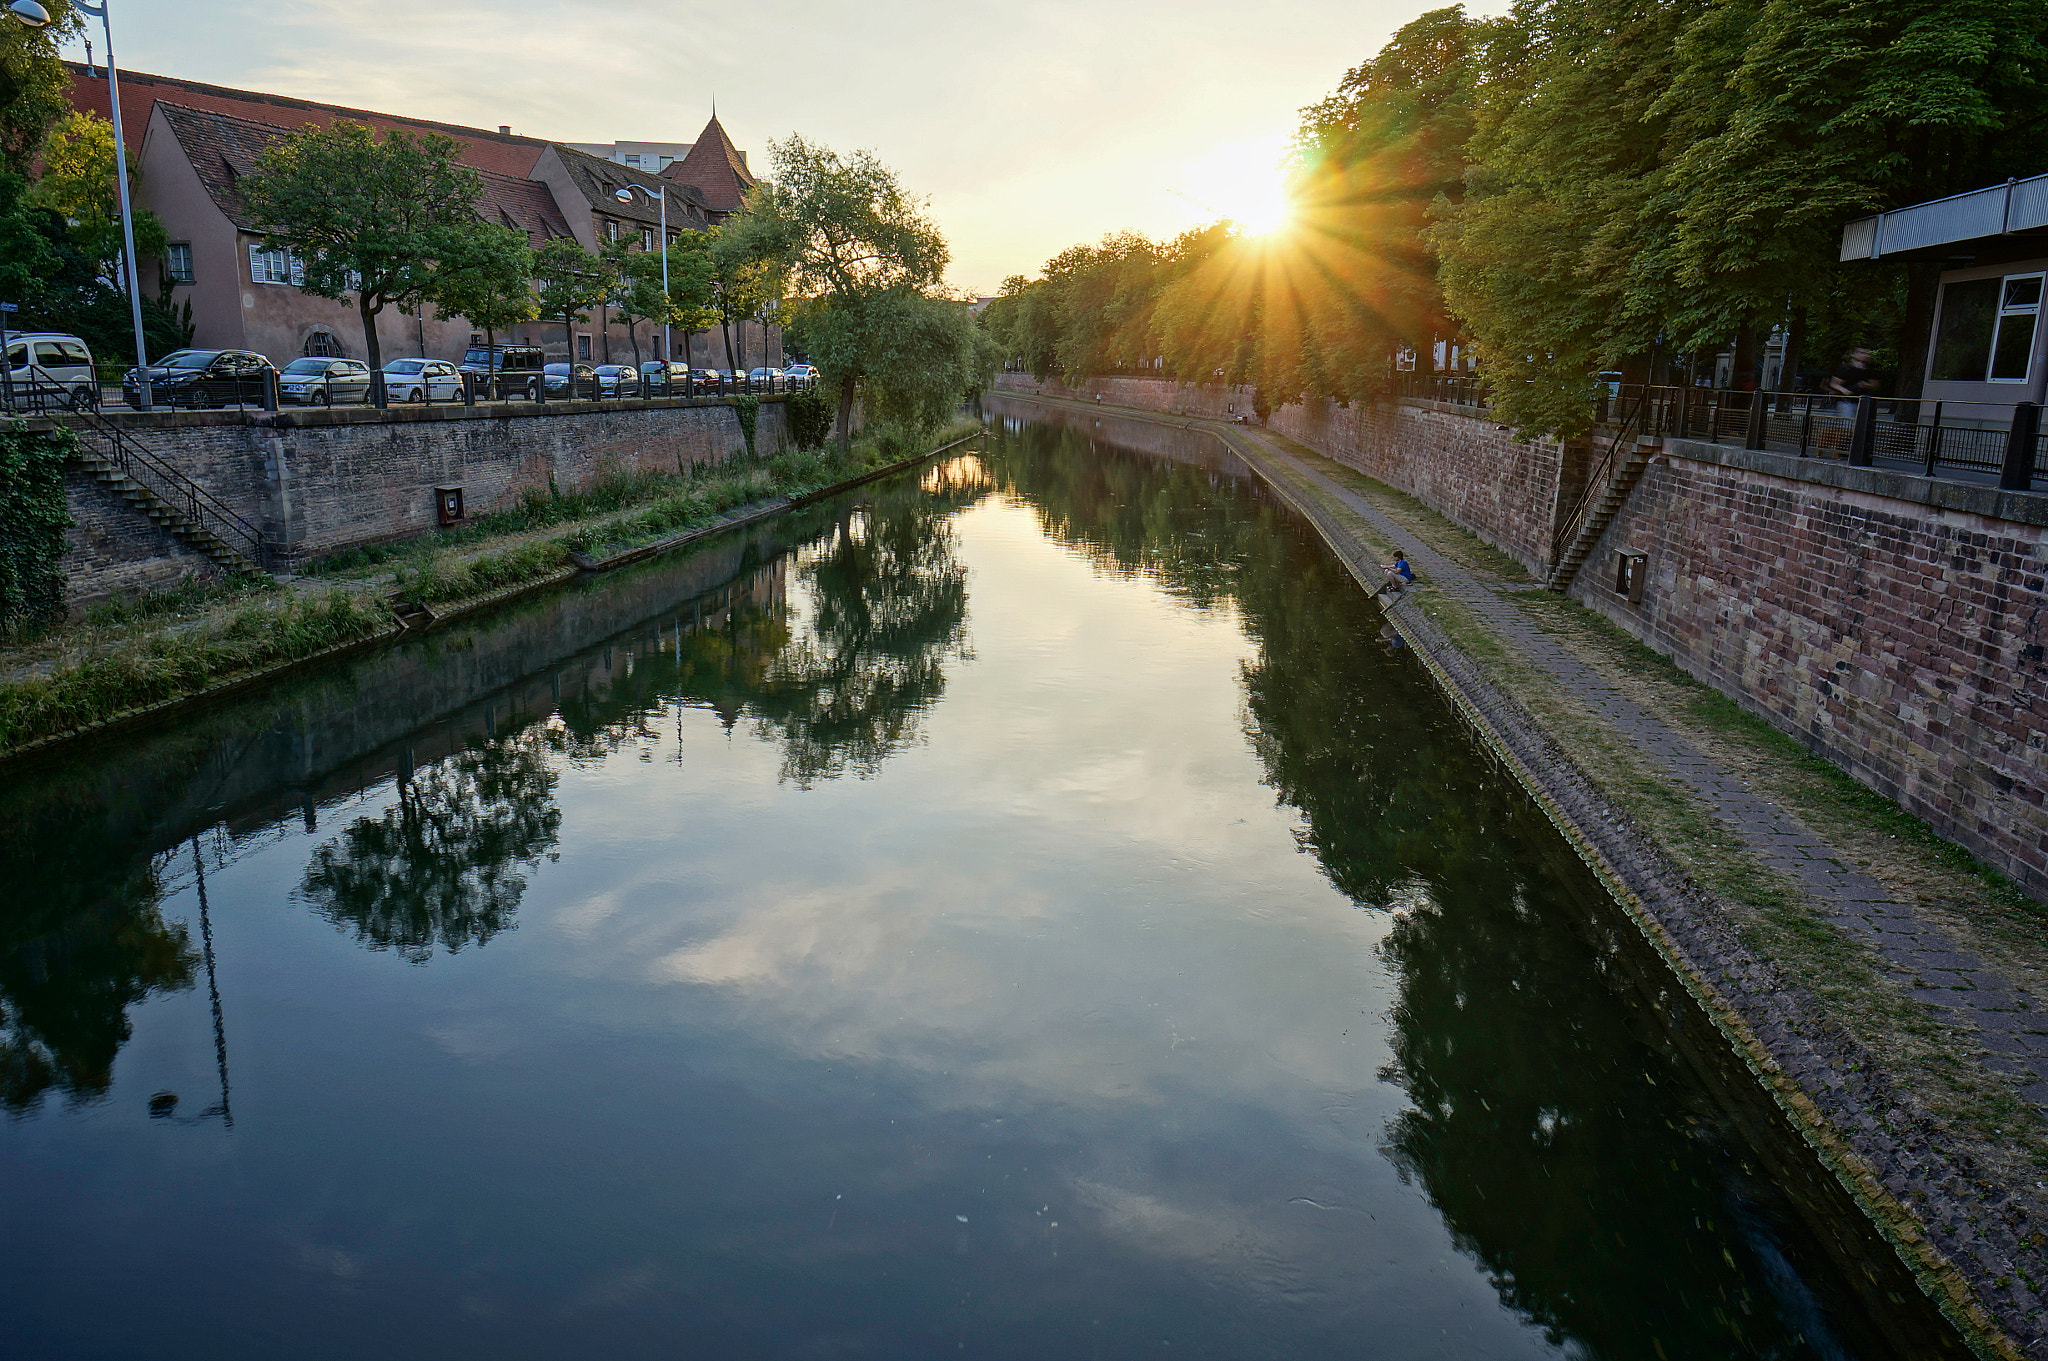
{"left": 1545, "top": 435, "right": 1659, "bottom": 592}
{"left": 60, "top": 413, "right": 273, "bottom": 579}
{"left": 71, "top": 446, "right": 263, "bottom": 578}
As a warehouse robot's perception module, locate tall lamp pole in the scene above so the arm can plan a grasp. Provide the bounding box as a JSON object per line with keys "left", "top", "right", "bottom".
{"left": 615, "top": 184, "right": 669, "bottom": 366}
{"left": 10, "top": 0, "right": 154, "bottom": 409}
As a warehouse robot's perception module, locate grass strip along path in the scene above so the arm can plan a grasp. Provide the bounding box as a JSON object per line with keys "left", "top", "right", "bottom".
{"left": 1002, "top": 388, "right": 2048, "bottom": 1360}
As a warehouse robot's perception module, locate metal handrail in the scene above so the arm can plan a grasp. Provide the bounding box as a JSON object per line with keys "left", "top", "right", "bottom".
{"left": 1551, "top": 391, "right": 1647, "bottom": 567}
{"left": 60, "top": 394, "right": 273, "bottom": 570}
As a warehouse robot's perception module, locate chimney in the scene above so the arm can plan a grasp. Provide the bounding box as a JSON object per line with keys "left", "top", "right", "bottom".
{"left": 498, "top": 125, "right": 511, "bottom": 136}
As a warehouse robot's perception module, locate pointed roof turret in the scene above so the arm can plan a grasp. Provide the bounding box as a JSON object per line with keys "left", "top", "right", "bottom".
{"left": 660, "top": 113, "right": 756, "bottom": 216}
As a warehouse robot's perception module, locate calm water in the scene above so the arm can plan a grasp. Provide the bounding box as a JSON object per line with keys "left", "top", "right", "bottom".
{"left": 0, "top": 416, "right": 1963, "bottom": 1359}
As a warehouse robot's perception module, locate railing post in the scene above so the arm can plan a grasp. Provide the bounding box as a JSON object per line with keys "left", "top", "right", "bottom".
{"left": 1745, "top": 391, "right": 1767, "bottom": 449}
{"left": 1922, "top": 401, "right": 1943, "bottom": 477}
{"left": 1848, "top": 395, "right": 1877, "bottom": 467}
{"left": 1798, "top": 396, "right": 1814, "bottom": 456}
{"left": 1999, "top": 402, "right": 2042, "bottom": 491}
{"left": 261, "top": 369, "right": 278, "bottom": 412}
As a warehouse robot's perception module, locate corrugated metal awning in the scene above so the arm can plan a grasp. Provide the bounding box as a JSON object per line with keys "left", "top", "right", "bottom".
{"left": 1840, "top": 173, "right": 2048, "bottom": 262}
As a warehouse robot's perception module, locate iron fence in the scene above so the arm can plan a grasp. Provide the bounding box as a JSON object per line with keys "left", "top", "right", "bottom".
{"left": 1396, "top": 373, "right": 2046, "bottom": 493}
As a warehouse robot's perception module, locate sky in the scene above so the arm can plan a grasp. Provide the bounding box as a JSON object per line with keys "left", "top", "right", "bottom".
{"left": 71, "top": 0, "right": 1459, "bottom": 296}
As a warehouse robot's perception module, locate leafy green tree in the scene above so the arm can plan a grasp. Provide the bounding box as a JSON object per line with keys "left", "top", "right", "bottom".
{"left": 716, "top": 135, "right": 961, "bottom": 456}
{"left": 0, "top": 0, "right": 76, "bottom": 175}
{"left": 531, "top": 236, "right": 611, "bottom": 364}
{"left": 706, "top": 238, "right": 775, "bottom": 375}
{"left": 433, "top": 226, "right": 536, "bottom": 358}
{"left": 602, "top": 231, "right": 718, "bottom": 368}
{"left": 239, "top": 120, "right": 525, "bottom": 377}
{"left": 29, "top": 111, "right": 170, "bottom": 284}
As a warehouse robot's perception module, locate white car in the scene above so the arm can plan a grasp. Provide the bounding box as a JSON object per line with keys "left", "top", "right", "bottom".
{"left": 381, "top": 358, "right": 463, "bottom": 402}
{"left": 783, "top": 363, "right": 817, "bottom": 386}
{"left": 4, "top": 331, "right": 99, "bottom": 412}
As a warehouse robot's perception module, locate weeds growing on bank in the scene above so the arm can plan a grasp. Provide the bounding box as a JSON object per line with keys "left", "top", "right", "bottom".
{"left": 0, "top": 590, "right": 386, "bottom": 751}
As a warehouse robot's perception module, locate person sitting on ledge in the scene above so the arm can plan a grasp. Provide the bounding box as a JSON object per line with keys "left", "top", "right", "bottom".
{"left": 1382, "top": 552, "right": 1415, "bottom": 594}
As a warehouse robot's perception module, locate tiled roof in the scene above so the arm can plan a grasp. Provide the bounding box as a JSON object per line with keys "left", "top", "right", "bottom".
{"left": 660, "top": 115, "right": 756, "bottom": 215}
{"left": 551, "top": 144, "right": 714, "bottom": 232}
{"left": 68, "top": 62, "right": 547, "bottom": 178}
{"left": 157, "top": 103, "right": 575, "bottom": 245}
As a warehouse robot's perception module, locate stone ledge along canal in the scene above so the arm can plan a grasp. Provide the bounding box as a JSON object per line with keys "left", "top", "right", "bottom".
{"left": 0, "top": 415, "right": 1966, "bottom": 1360}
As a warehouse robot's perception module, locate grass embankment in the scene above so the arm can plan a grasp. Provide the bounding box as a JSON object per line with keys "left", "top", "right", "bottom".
{"left": 1259, "top": 436, "right": 2048, "bottom": 1172}
{"left": 0, "top": 419, "right": 981, "bottom": 756}
{"left": 0, "top": 589, "right": 386, "bottom": 751}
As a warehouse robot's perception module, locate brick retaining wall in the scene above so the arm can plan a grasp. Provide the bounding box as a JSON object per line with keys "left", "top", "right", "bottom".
{"left": 1574, "top": 439, "right": 2048, "bottom": 898}
{"left": 993, "top": 373, "right": 1574, "bottom": 573}
{"left": 58, "top": 397, "right": 789, "bottom": 604}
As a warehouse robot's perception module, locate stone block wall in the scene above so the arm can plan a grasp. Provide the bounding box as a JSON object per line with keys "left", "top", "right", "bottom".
{"left": 1573, "top": 439, "right": 2048, "bottom": 897}
{"left": 992, "top": 373, "right": 1572, "bottom": 573}
{"left": 62, "top": 469, "right": 221, "bottom": 603}
{"left": 58, "top": 397, "right": 789, "bottom": 603}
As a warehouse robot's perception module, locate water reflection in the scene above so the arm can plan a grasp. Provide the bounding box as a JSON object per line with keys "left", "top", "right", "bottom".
{"left": 300, "top": 730, "right": 564, "bottom": 964}
{"left": 0, "top": 418, "right": 1966, "bottom": 1358}
{"left": 0, "top": 802, "right": 195, "bottom": 1115}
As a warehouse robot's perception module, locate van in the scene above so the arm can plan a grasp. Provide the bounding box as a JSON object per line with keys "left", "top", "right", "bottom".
{"left": 4, "top": 332, "right": 99, "bottom": 412}
{"left": 458, "top": 345, "right": 547, "bottom": 400}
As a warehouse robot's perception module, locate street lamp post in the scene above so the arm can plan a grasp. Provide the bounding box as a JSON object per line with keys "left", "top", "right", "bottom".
{"left": 615, "top": 184, "right": 670, "bottom": 372}
{"left": 9, "top": 0, "right": 154, "bottom": 410}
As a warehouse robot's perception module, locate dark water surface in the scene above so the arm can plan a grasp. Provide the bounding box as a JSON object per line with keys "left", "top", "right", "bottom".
{"left": 0, "top": 417, "right": 1964, "bottom": 1359}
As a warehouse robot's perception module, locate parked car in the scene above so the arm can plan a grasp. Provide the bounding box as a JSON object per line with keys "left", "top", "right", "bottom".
{"left": 747, "top": 366, "right": 785, "bottom": 389}
{"left": 593, "top": 364, "right": 640, "bottom": 398}
{"left": 278, "top": 356, "right": 373, "bottom": 406}
{"left": 639, "top": 360, "right": 690, "bottom": 394}
{"left": 688, "top": 367, "right": 725, "bottom": 393}
{"left": 3, "top": 331, "right": 98, "bottom": 412}
{"left": 458, "top": 344, "right": 546, "bottom": 400}
{"left": 783, "top": 363, "right": 817, "bottom": 387}
{"left": 382, "top": 358, "right": 463, "bottom": 402}
{"left": 122, "top": 349, "right": 278, "bottom": 409}
{"left": 542, "top": 362, "right": 598, "bottom": 398}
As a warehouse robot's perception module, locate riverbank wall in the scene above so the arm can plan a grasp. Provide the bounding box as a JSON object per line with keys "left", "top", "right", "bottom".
{"left": 54, "top": 396, "right": 791, "bottom": 604}
{"left": 993, "top": 373, "right": 2048, "bottom": 903}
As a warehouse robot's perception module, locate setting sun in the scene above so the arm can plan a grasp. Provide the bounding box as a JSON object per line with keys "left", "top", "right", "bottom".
{"left": 1176, "top": 133, "right": 1295, "bottom": 235}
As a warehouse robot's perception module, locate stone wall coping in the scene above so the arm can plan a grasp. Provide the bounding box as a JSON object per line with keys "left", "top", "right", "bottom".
{"left": 1661, "top": 434, "right": 2048, "bottom": 528}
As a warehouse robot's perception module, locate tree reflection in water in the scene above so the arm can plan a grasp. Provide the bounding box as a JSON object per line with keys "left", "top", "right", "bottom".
{"left": 300, "top": 729, "right": 562, "bottom": 964}
{"left": 987, "top": 418, "right": 1902, "bottom": 1361}
{"left": 0, "top": 807, "right": 195, "bottom": 1114}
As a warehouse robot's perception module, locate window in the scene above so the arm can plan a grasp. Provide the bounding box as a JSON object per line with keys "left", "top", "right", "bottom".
{"left": 302, "top": 331, "right": 342, "bottom": 357}
{"left": 1992, "top": 275, "right": 2042, "bottom": 382}
{"left": 167, "top": 243, "right": 194, "bottom": 285}
{"left": 249, "top": 244, "right": 304, "bottom": 286}
{"left": 642, "top": 228, "right": 654, "bottom": 251}
{"left": 1932, "top": 272, "right": 2044, "bottom": 383}
{"left": 577, "top": 334, "right": 592, "bottom": 360}
{"left": 604, "top": 218, "right": 618, "bottom": 242}
{"left": 622, "top": 153, "right": 641, "bottom": 169}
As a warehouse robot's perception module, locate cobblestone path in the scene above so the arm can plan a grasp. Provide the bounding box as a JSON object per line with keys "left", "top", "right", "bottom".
{"left": 1223, "top": 424, "right": 2048, "bottom": 1109}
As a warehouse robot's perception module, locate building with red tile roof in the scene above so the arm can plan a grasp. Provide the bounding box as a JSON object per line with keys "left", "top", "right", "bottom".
{"left": 77, "top": 65, "right": 777, "bottom": 368}
{"left": 661, "top": 115, "right": 757, "bottom": 216}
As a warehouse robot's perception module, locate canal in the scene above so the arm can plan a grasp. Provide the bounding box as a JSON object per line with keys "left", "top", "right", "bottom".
{"left": 0, "top": 415, "right": 1965, "bottom": 1359}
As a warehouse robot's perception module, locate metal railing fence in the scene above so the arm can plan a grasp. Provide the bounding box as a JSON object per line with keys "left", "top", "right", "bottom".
{"left": 1396, "top": 374, "right": 2046, "bottom": 493}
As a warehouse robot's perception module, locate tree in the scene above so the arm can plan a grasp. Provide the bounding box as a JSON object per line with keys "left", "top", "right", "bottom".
{"left": 29, "top": 111, "right": 170, "bottom": 285}
{"left": 531, "top": 237, "right": 610, "bottom": 364}
{"left": 706, "top": 239, "right": 775, "bottom": 375}
{"left": 0, "top": 0, "right": 76, "bottom": 175}
{"left": 432, "top": 224, "right": 537, "bottom": 358}
{"left": 715, "top": 135, "right": 960, "bottom": 457}
{"left": 239, "top": 120, "right": 520, "bottom": 380}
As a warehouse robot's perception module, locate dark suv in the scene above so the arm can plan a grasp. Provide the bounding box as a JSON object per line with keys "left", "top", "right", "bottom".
{"left": 458, "top": 345, "right": 547, "bottom": 400}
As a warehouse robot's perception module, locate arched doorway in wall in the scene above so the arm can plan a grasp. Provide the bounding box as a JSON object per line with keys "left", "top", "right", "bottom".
{"left": 301, "top": 329, "right": 345, "bottom": 358}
